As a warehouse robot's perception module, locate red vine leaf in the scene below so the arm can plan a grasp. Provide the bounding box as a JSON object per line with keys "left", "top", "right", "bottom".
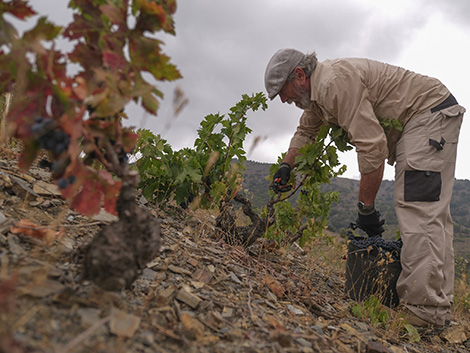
{"left": 36, "top": 49, "right": 68, "bottom": 84}
{"left": 141, "top": 91, "right": 160, "bottom": 115}
{"left": 161, "top": 0, "right": 177, "bottom": 14}
{"left": 10, "top": 219, "right": 65, "bottom": 245}
{"left": 59, "top": 161, "right": 90, "bottom": 199}
{"left": 103, "top": 51, "right": 127, "bottom": 71}
{"left": 97, "top": 170, "right": 121, "bottom": 215}
{"left": 0, "top": 0, "right": 36, "bottom": 20}
{"left": 129, "top": 36, "right": 181, "bottom": 81}
{"left": 67, "top": 41, "right": 102, "bottom": 70}
{"left": 100, "top": 175, "right": 121, "bottom": 215}
{"left": 263, "top": 275, "right": 286, "bottom": 299}
{"left": 68, "top": 170, "right": 121, "bottom": 216}
{"left": 69, "top": 179, "right": 103, "bottom": 216}
{"left": 71, "top": 77, "right": 88, "bottom": 101}
{"left": 64, "top": 2, "right": 103, "bottom": 40}
{"left": 23, "top": 17, "right": 61, "bottom": 41}
{"left": 134, "top": 0, "right": 173, "bottom": 33}
{"left": 122, "top": 128, "right": 139, "bottom": 153}
{"left": 100, "top": 3, "right": 127, "bottom": 25}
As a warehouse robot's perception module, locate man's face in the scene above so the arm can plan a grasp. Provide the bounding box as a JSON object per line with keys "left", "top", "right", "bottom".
{"left": 279, "top": 79, "right": 311, "bottom": 109}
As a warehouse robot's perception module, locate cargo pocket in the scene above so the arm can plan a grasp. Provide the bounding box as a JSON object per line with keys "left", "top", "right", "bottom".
{"left": 398, "top": 104, "right": 464, "bottom": 203}
{"left": 404, "top": 170, "right": 441, "bottom": 201}
{"left": 403, "top": 136, "right": 444, "bottom": 202}
{"left": 440, "top": 105, "right": 465, "bottom": 144}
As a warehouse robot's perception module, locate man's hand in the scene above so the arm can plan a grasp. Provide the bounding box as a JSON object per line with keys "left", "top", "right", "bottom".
{"left": 357, "top": 210, "right": 385, "bottom": 237}
{"left": 270, "top": 162, "right": 291, "bottom": 193}
{"left": 273, "top": 163, "right": 291, "bottom": 185}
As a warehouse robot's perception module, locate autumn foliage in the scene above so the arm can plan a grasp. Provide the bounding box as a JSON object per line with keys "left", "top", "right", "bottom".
{"left": 0, "top": 0, "right": 180, "bottom": 216}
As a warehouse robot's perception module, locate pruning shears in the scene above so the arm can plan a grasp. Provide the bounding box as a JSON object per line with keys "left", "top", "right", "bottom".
{"left": 270, "top": 178, "right": 293, "bottom": 194}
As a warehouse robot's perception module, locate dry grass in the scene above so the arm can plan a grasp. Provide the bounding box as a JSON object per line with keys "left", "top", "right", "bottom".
{"left": 454, "top": 274, "right": 470, "bottom": 321}
{"left": 304, "top": 230, "right": 347, "bottom": 272}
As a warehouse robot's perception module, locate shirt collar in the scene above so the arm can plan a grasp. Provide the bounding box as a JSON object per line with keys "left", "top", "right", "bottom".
{"left": 309, "top": 61, "right": 324, "bottom": 102}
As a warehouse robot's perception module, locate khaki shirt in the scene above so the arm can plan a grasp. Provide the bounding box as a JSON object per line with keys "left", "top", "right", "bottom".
{"left": 289, "top": 58, "right": 450, "bottom": 174}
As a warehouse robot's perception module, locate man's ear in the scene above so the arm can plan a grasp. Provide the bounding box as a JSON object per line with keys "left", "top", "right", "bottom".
{"left": 293, "top": 67, "right": 308, "bottom": 90}
{"left": 294, "top": 67, "right": 306, "bottom": 82}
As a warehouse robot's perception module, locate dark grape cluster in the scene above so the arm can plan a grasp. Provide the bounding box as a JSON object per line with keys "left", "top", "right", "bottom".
{"left": 57, "top": 175, "right": 76, "bottom": 189}
{"left": 31, "top": 116, "right": 70, "bottom": 156}
{"left": 32, "top": 116, "right": 74, "bottom": 188}
{"left": 347, "top": 228, "right": 402, "bottom": 261}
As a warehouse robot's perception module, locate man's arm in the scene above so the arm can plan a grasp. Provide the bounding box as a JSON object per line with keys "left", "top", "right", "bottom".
{"left": 282, "top": 147, "right": 299, "bottom": 167}
{"left": 358, "top": 161, "right": 384, "bottom": 205}
{"left": 357, "top": 161, "right": 385, "bottom": 236}
{"left": 274, "top": 106, "right": 322, "bottom": 187}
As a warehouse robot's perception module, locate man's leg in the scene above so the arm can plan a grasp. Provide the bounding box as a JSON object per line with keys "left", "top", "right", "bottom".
{"left": 394, "top": 107, "right": 463, "bottom": 326}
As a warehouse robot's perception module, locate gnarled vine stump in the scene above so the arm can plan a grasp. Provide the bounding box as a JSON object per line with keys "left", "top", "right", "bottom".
{"left": 82, "top": 172, "right": 161, "bottom": 291}
{"left": 216, "top": 194, "right": 270, "bottom": 248}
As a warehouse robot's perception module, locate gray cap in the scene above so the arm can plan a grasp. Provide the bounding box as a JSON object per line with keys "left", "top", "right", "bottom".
{"left": 264, "top": 48, "right": 305, "bottom": 100}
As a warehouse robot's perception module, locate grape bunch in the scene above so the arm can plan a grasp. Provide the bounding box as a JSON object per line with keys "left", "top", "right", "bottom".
{"left": 32, "top": 116, "right": 74, "bottom": 188}
{"left": 347, "top": 228, "right": 402, "bottom": 261}
{"left": 57, "top": 175, "right": 76, "bottom": 189}
{"left": 31, "top": 116, "right": 70, "bottom": 156}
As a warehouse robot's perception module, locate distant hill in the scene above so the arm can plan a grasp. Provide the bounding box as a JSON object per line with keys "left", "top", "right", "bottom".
{"left": 241, "top": 160, "right": 470, "bottom": 259}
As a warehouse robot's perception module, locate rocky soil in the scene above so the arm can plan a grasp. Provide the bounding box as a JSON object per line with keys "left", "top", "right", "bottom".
{"left": 0, "top": 147, "right": 469, "bottom": 353}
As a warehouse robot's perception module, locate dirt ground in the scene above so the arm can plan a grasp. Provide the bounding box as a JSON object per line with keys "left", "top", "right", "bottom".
{"left": 1, "top": 147, "right": 469, "bottom": 353}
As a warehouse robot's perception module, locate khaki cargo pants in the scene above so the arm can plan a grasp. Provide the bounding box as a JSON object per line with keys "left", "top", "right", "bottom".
{"left": 394, "top": 104, "right": 465, "bottom": 326}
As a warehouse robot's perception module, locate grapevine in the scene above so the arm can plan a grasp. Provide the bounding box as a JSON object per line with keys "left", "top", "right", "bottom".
{"left": 134, "top": 92, "right": 268, "bottom": 209}
{"left": 261, "top": 124, "right": 354, "bottom": 247}
{"left": 0, "top": 0, "right": 180, "bottom": 216}
{"left": 134, "top": 93, "right": 355, "bottom": 248}
{"left": 0, "top": 0, "right": 180, "bottom": 290}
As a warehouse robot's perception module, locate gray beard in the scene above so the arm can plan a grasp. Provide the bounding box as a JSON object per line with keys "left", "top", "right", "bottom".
{"left": 293, "top": 86, "right": 312, "bottom": 110}
{"left": 288, "top": 99, "right": 311, "bottom": 110}
{"left": 295, "top": 100, "right": 312, "bottom": 110}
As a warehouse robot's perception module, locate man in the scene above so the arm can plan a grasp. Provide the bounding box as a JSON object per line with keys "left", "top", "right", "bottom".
{"left": 265, "top": 48, "right": 465, "bottom": 328}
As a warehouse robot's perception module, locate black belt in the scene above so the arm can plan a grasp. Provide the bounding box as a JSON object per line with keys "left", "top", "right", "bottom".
{"left": 430, "top": 93, "right": 458, "bottom": 113}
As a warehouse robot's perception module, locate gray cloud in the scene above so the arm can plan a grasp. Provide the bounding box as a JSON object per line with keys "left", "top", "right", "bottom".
{"left": 14, "top": 1, "right": 470, "bottom": 179}
{"left": 419, "top": 0, "right": 470, "bottom": 28}
{"left": 136, "top": 1, "right": 438, "bottom": 162}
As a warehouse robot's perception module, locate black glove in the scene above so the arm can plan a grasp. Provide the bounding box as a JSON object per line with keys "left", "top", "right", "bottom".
{"left": 270, "top": 163, "right": 292, "bottom": 194}
{"left": 272, "top": 162, "right": 291, "bottom": 185}
{"left": 357, "top": 210, "right": 385, "bottom": 237}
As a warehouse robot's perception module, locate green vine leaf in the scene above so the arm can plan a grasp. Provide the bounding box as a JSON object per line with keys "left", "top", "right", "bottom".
{"left": 378, "top": 117, "right": 403, "bottom": 133}
{"left": 133, "top": 93, "right": 267, "bottom": 208}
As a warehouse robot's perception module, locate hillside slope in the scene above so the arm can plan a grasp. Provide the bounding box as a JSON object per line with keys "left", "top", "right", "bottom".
{"left": 1, "top": 150, "right": 469, "bottom": 352}
{"left": 241, "top": 160, "right": 470, "bottom": 259}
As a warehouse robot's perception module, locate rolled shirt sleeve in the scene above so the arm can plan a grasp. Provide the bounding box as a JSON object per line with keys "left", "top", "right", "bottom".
{"left": 288, "top": 106, "right": 326, "bottom": 150}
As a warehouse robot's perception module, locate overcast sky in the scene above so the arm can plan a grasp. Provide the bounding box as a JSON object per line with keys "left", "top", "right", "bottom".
{"left": 21, "top": 1, "right": 470, "bottom": 180}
